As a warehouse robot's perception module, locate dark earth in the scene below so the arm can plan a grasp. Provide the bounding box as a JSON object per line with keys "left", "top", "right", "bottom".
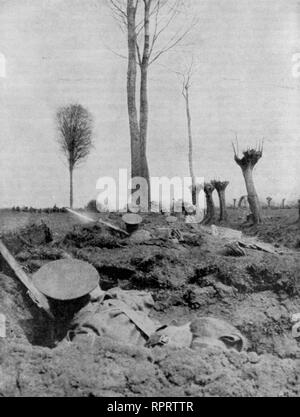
{"left": 0, "top": 207, "right": 299, "bottom": 397}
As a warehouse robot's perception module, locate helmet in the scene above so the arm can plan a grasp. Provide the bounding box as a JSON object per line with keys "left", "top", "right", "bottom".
{"left": 32, "top": 259, "right": 99, "bottom": 301}
{"left": 122, "top": 213, "right": 142, "bottom": 225}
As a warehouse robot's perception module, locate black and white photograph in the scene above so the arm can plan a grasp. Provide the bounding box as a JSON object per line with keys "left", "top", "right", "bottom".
{"left": 0, "top": 0, "right": 299, "bottom": 400}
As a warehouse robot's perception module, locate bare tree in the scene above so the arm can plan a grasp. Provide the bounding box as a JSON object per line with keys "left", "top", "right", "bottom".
{"left": 212, "top": 180, "right": 229, "bottom": 221}
{"left": 232, "top": 140, "right": 263, "bottom": 224}
{"left": 238, "top": 195, "right": 248, "bottom": 209}
{"left": 56, "top": 104, "right": 93, "bottom": 208}
{"left": 202, "top": 182, "right": 216, "bottom": 224}
{"left": 266, "top": 196, "right": 272, "bottom": 208}
{"left": 176, "top": 59, "right": 198, "bottom": 205}
{"left": 165, "top": 54, "right": 201, "bottom": 205}
{"left": 109, "top": 0, "right": 197, "bottom": 207}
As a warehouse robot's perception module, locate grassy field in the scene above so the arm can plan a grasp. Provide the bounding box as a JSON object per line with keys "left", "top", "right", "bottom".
{"left": 1, "top": 206, "right": 299, "bottom": 247}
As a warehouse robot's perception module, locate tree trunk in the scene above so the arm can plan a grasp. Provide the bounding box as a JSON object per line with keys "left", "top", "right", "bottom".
{"left": 139, "top": 0, "right": 151, "bottom": 207}
{"left": 206, "top": 193, "right": 215, "bottom": 221}
{"left": 242, "top": 167, "right": 262, "bottom": 223}
{"left": 202, "top": 185, "right": 215, "bottom": 224}
{"left": 184, "top": 87, "right": 196, "bottom": 205}
{"left": 127, "top": 0, "right": 141, "bottom": 179}
{"left": 69, "top": 167, "right": 73, "bottom": 209}
{"left": 126, "top": 0, "right": 151, "bottom": 208}
{"left": 139, "top": 63, "right": 150, "bottom": 206}
{"left": 217, "top": 189, "right": 227, "bottom": 221}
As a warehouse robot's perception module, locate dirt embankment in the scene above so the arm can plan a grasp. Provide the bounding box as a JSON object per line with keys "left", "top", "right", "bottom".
{"left": 0, "top": 213, "right": 299, "bottom": 397}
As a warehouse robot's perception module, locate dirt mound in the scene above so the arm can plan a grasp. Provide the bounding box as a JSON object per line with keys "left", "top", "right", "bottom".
{"left": 0, "top": 335, "right": 299, "bottom": 397}
{"left": 0, "top": 212, "right": 300, "bottom": 396}
{"left": 187, "top": 245, "right": 300, "bottom": 296}
{"left": 1, "top": 223, "right": 52, "bottom": 255}
{"left": 63, "top": 224, "right": 126, "bottom": 249}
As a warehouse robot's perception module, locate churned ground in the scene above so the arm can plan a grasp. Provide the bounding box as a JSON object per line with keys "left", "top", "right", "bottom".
{"left": 0, "top": 208, "right": 299, "bottom": 397}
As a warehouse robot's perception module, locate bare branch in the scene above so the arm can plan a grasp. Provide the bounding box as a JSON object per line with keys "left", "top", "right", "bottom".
{"left": 110, "top": 10, "right": 127, "bottom": 33}
{"left": 149, "top": 0, "right": 180, "bottom": 57}
{"left": 149, "top": 18, "right": 198, "bottom": 65}
{"left": 136, "top": 41, "right": 142, "bottom": 65}
{"left": 103, "top": 43, "right": 128, "bottom": 60}
{"left": 110, "top": 0, "right": 127, "bottom": 21}
{"left": 232, "top": 141, "right": 237, "bottom": 158}
{"left": 109, "top": 0, "right": 197, "bottom": 67}
{"left": 135, "top": 0, "right": 167, "bottom": 34}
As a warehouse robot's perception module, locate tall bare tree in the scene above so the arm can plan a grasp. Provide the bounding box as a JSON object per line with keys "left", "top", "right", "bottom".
{"left": 110, "top": 0, "right": 196, "bottom": 207}
{"left": 232, "top": 140, "right": 263, "bottom": 224}
{"left": 56, "top": 104, "right": 93, "bottom": 208}
{"left": 175, "top": 59, "right": 198, "bottom": 204}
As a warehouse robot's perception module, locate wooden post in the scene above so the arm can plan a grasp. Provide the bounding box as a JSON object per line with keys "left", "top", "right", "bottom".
{"left": 0, "top": 240, "right": 54, "bottom": 319}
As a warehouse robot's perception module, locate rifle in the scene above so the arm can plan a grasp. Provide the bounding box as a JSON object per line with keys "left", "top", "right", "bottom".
{"left": 0, "top": 239, "right": 54, "bottom": 319}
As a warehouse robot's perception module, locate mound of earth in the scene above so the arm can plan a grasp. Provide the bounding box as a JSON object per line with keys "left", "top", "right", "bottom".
{"left": 0, "top": 212, "right": 299, "bottom": 396}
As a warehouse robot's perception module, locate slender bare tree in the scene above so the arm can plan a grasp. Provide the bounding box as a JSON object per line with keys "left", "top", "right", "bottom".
{"left": 232, "top": 139, "right": 263, "bottom": 224}
{"left": 165, "top": 54, "right": 201, "bottom": 205}
{"left": 179, "top": 59, "right": 197, "bottom": 205}
{"left": 56, "top": 104, "right": 93, "bottom": 208}
{"left": 109, "top": 0, "right": 197, "bottom": 207}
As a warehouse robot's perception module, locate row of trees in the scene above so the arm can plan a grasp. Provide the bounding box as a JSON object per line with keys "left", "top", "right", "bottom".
{"left": 233, "top": 197, "right": 287, "bottom": 209}
{"left": 56, "top": 98, "right": 264, "bottom": 225}
{"left": 56, "top": 0, "right": 264, "bottom": 225}
{"left": 202, "top": 180, "right": 229, "bottom": 224}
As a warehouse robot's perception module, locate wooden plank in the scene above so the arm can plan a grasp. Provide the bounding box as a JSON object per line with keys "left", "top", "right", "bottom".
{"left": 0, "top": 239, "right": 54, "bottom": 319}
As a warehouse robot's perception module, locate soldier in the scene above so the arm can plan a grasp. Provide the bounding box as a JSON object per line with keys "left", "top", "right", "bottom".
{"left": 33, "top": 259, "right": 247, "bottom": 351}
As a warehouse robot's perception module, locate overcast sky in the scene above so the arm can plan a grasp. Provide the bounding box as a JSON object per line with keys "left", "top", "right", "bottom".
{"left": 0, "top": 0, "right": 300, "bottom": 208}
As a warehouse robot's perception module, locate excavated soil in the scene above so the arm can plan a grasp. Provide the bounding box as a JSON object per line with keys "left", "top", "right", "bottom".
{"left": 0, "top": 210, "right": 299, "bottom": 397}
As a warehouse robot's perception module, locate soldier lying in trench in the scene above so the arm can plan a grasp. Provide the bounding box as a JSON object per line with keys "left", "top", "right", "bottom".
{"left": 32, "top": 259, "right": 247, "bottom": 351}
